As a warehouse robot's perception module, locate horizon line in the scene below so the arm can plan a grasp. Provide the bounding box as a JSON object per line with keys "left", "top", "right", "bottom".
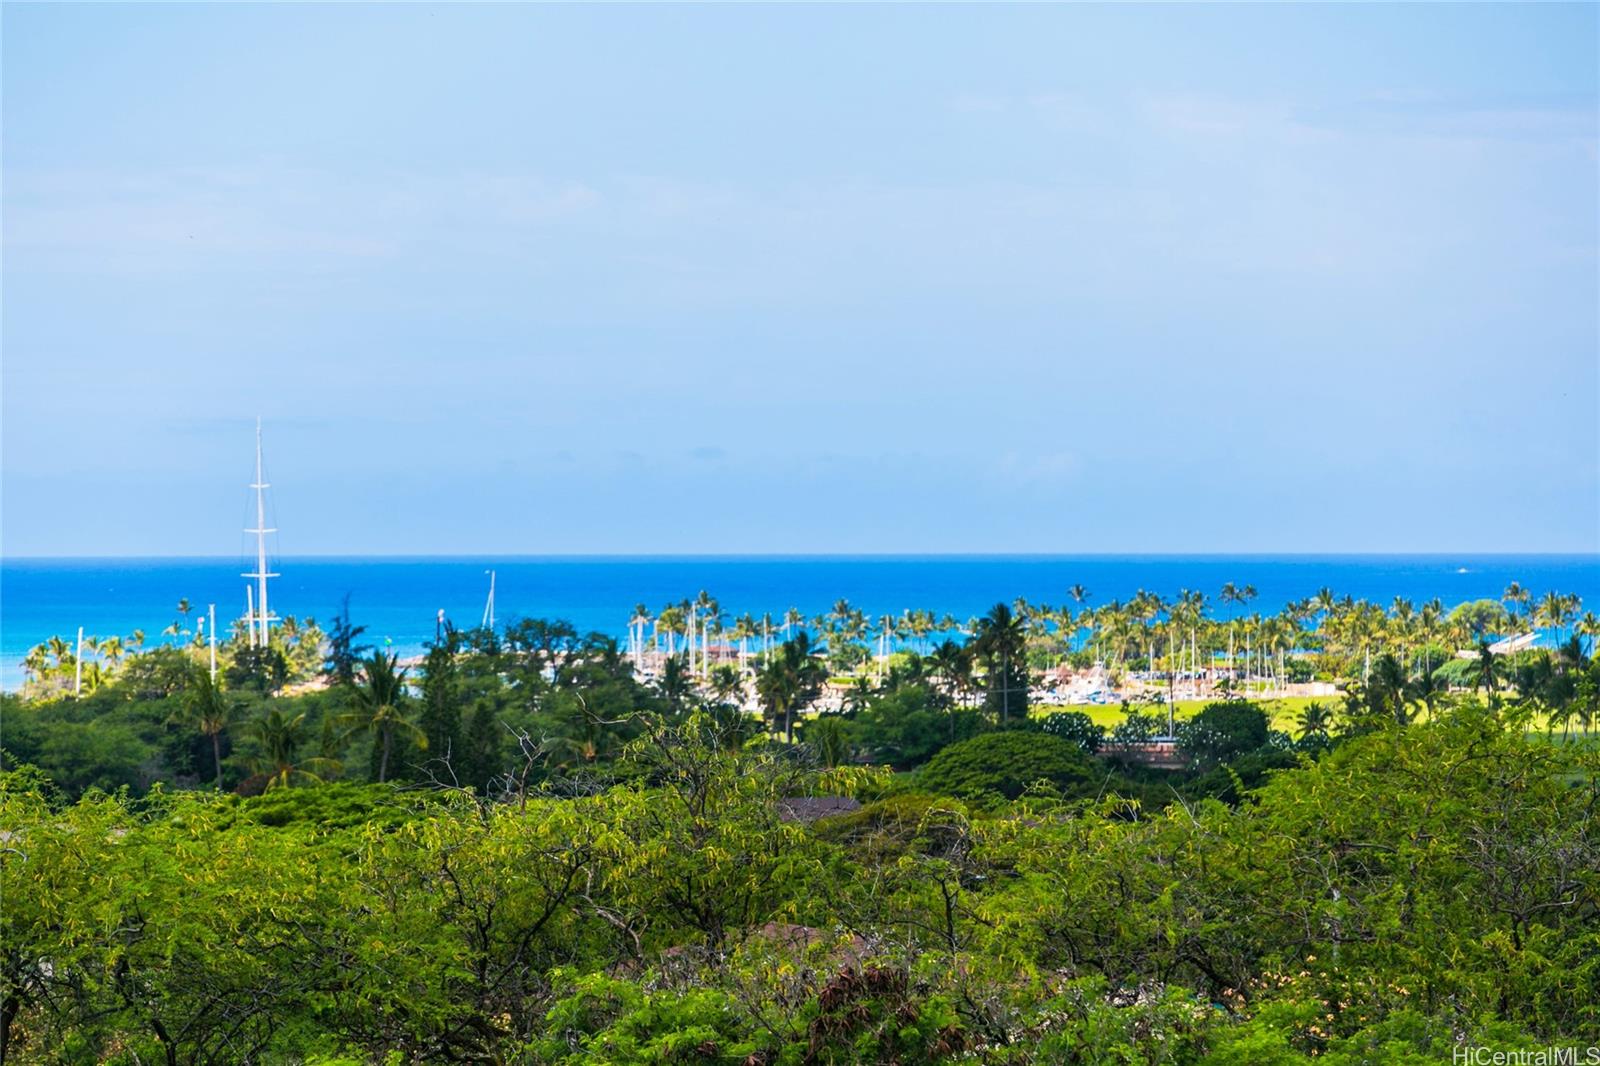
{"left": 4, "top": 551, "right": 1597, "bottom": 562}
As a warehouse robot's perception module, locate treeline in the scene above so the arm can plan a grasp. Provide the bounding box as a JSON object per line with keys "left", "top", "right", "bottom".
{"left": 5, "top": 601, "right": 1600, "bottom": 805}
{"left": 3, "top": 704, "right": 1597, "bottom": 1063}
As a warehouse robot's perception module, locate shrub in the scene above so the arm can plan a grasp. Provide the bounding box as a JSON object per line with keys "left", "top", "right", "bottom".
{"left": 852, "top": 685, "right": 983, "bottom": 769}
{"left": 1175, "top": 702, "right": 1269, "bottom": 766}
{"left": 1037, "top": 711, "right": 1105, "bottom": 753}
{"left": 916, "top": 732, "right": 1096, "bottom": 803}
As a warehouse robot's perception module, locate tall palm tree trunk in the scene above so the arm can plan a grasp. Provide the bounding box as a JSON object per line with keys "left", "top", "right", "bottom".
{"left": 379, "top": 725, "right": 393, "bottom": 783}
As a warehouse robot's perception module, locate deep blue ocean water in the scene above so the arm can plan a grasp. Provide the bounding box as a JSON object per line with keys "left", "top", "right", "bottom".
{"left": 2, "top": 555, "right": 1596, "bottom": 690}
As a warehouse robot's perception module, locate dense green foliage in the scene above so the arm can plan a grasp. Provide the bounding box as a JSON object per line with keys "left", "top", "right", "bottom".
{"left": 5, "top": 590, "right": 1600, "bottom": 1062}
{"left": 915, "top": 731, "right": 1097, "bottom": 803}
{"left": 3, "top": 705, "right": 1596, "bottom": 1063}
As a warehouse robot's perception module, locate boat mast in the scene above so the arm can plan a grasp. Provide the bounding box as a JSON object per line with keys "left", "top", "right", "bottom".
{"left": 242, "top": 418, "right": 279, "bottom": 648}
{"left": 482, "top": 570, "right": 496, "bottom": 631}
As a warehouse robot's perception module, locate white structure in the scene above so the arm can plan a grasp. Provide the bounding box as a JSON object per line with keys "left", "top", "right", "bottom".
{"left": 242, "top": 419, "right": 279, "bottom": 647}
{"left": 1455, "top": 631, "right": 1538, "bottom": 659}
{"left": 481, "top": 570, "right": 496, "bottom": 631}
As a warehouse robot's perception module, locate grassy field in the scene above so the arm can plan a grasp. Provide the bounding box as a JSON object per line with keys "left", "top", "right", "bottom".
{"left": 1033, "top": 697, "right": 1330, "bottom": 731}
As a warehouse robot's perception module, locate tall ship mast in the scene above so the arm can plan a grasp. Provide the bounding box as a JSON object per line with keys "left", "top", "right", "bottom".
{"left": 242, "top": 418, "right": 279, "bottom": 647}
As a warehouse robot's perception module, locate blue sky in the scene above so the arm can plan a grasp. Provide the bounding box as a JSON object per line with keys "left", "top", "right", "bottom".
{"left": 3, "top": 4, "right": 1596, "bottom": 555}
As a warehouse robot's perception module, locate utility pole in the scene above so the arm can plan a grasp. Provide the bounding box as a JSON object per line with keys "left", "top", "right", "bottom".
{"left": 75, "top": 626, "right": 84, "bottom": 696}
{"left": 481, "top": 570, "right": 496, "bottom": 631}
{"left": 209, "top": 604, "right": 218, "bottom": 680}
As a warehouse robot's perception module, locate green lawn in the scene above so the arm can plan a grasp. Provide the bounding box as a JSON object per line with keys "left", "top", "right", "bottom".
{"left": 1032, "top": 696, "right": 1331, "bottom": 732}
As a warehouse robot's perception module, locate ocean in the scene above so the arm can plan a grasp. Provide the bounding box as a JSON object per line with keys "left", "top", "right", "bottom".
{"left": 2, "top": 555, "right": 1596, "bottom": 690}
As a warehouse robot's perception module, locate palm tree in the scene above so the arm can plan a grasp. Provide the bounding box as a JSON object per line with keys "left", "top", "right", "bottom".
{"left": 1536, "top": 591, "right": 1575, "bottom": 645}
{"left": 731, "top": 613, "right": 756, "bottom": 673}
{"left": 1473, "top": 639, "right": 1501, "bottom": 707}
{"left": 655, "top": 653, "right": 694, "bottom": 716}
{"left": 172, "top": 670, "right": 235, "bottom": 788}
{"left": 928, "top": 639, "right": 973, "bottom": 709}
{"left": 805, "top": 714, "right": 852, "bottom": 769}
{"left": 629, "top": 603, "right": 652, "bottom": 664}
{"left": 1577, "top": 612, "right": 1600, "bottom": 657}
{"left": 841, "top": 675, "right": 874, "bottom": 717}
{"left": 693, "top": 590, "right": 718, "bottom": 677}
{"left": 875, "top": 614, "right": 896, "bottom": 675}
{"left": 702, "top": 597, "right": 725, "bottom": 678}
{"left": 973, "top": 602, "right": 1029, "bottom": 725}
{"left": 1367, "top": 653, "right": 1412, "bottom": 726}
{"left": 1295, "top": 701, "right": 1332, "bottom": 741}
{"left": 251, "top": 709, "right": 338, "bottom": 790}
{"left": 709, "top": 663, "right": 744, "bottom": 707}
{"left": 756, "top": 632, "right": 826, "bottom": 744}
{"left": 1220, "top": 582, "right": 1241, "bottom": 678}
{"left": 1502, "top": 583, "right": 1531, "bottom": 630}
{"left": 657, "top": 605, "right": 685, "bottom": 656}
{"left": 98, "top": 635, "right": 124, "bottom": 672}
{"left": 22, "top": 644, "right": 50, "bottom": 684}
{"left": 45, "top": 634, "right": 74, "bottom": 678}
{"left": 339, "top": 652, "right": 425, "bottom": 783}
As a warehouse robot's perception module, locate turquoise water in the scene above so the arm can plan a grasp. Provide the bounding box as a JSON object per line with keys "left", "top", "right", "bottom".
{"left": 2, "top": 555, "right": 1595, "bottom": 689}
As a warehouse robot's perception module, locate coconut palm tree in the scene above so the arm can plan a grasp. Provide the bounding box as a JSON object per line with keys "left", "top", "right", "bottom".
{"left": 928, "top": 639, "right": 973, "bottom": 709}
{"left": 657, "top": 604, "right": 685, "bottom": 656}
{"left": 1473, "top": 640, "right": 1501, "bottom": 707}
{"left": 339, "top": 652, "right": 425, "bottom": 783}
{"left": 654, "top": 653, "right": 694, "bottom": 716}
{"left": 251, "top": 709, "right": 338, "bottom": 790}
{"left": 172, "top": 670, "right": 235, "bottom": 788}
{"left": 701, "top": 597, "right": 725, "bottom": 678}
{"left": 804, "top": 714, "right": 852, "bottom": 769}
{"left": 22, "top": 644, "right": 50, "bottom": 684}
{"left": 45, "top": 634, "right": 74, "bottom": 678}
{"left": 731, "top": 613, "right": 756, "bottom": 673}
{"left": 692, "top": 590, "right": 719, "bottom": 677}
{"left": 1367, "top": 653, "right": 1413, "bottom": 726}
{"left": 1502, "top": 583, "right": 1531, "bottom": 630}
{"left": 1577, "top": 612, "right": 1600, "bottom": 656}
{"left": 973, "top": 602, "right": 1029, "bottom": 725}
{"left": 875, "top": 614, "right": 896, "bottom": 675}
{"left": 756, "top": 632, "right": 825, "bottom": 744}
{"left": 1220, "top": 582, "right": 1242, "bottom": 678}
{"left": 98, "top": 635, "right": 124, "bottom": 673}
{"left": 1295, "top": 701, "right": 1332, "bottom": 741}
{"left": 629, "top": 603, "right": 652, "bottom": 664}
{"left": 1536, "top": 591, "right": 1576, "bottom": 645}
{"left": 840, "top": 675, "right": 874, "bottom": 717}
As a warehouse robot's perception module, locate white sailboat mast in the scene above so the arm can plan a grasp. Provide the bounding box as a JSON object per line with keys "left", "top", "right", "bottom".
{"left": 242, "top": 418, "right": 279, "bottom": 648}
